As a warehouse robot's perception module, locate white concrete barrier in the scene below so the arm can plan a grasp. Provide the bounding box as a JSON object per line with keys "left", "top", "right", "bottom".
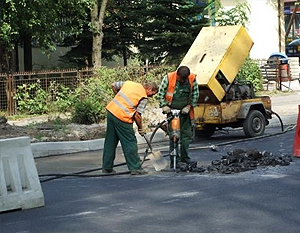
{"left": 287, "top": 57, "right": 300, "bottom": 91}
{"left": 0, "top": 137, "right": 44, "bottom": 212}
{"left": 289, "top": 57, "right": 299, "bottom": 80}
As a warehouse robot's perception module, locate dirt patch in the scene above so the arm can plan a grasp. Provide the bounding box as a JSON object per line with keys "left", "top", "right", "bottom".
{"left": 0, "top": 123, "right": 29, "bottom": 139}
{"left": 0, "top": 106, "right": 165, "bottom": 143}
{"left": 0, "top": 116, "right": 106, "bottom": 142}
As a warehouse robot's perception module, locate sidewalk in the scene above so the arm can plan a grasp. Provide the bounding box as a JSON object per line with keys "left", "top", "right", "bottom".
{"left": 268, "top": 90, "right": 300, "bottom": 116}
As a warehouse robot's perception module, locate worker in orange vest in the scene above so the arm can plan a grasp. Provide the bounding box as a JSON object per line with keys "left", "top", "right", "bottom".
{"left": 158, "top": 66, "right": 199, "bottom": 169}
{"left": 102, "top": 81, "right": 158, "bottom": 175}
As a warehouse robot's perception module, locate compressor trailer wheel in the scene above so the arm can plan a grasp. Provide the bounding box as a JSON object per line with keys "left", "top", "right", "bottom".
{"left": 243, "top": 110, "right": 266, "bottom": 137}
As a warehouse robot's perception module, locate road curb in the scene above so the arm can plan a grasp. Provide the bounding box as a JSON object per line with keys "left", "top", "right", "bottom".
{"left": 31, "top": 130, "right": 168, "bottom": 158}
{"left": 31, "top": 114, "right": 298, "bottom": 158}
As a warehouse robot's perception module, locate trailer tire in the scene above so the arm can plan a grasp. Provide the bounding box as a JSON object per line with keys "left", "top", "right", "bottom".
{"left": 243, "top": 110, "right": 265, "bottom": 137}
{"left": 195, "top": 125, "right": 216, "bottom": 138}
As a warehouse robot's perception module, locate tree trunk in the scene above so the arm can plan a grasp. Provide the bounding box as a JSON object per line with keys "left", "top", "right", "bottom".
{"left": 23, "top": 34, "right": 32, "bottom": 71}
{"left": 0, "top": 44, "right": 19, "bottom": 73}
{"left": 122, "top": 45, "right": 127, "bottom": 66}
{"left": 10, "top": 44, "right": 19, "bottom": 72}
{"left": 91, "top": 0, "right": 108, "bottom": 69}
{"left": 0, "top": 46, "right": 9, "bottom": 73}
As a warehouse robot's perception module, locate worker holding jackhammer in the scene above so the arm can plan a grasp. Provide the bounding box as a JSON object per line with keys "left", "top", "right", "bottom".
{"left": 102, "top": 81, "right": 158, "bottom": 175}
{"left": 158, "top": 66, "right": 199, "bottom": 169}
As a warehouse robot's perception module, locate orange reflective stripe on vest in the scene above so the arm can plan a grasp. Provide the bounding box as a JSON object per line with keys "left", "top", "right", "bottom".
{"left": 166, "top": 71, "right": 196, "bottom": 119}
{"left": 106, "top": 81, "right": 147, "bottom": 123}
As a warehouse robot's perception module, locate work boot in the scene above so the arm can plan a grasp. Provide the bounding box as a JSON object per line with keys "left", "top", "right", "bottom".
{"left": 102, "top": 169, "right": 116, "bottom": 174}
{"left": 130, "top": 169, "right": 147, "bottom": 175}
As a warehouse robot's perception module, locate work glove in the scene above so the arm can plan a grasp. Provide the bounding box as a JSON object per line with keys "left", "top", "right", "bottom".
{"left": 181, "top": 105, "right": 191, "bottom": 114}
{"left": 162, "top": 106, "right": 171, "bottom": 114}
{"left": 138, "top": 128, "right": 147, "bottom": 136}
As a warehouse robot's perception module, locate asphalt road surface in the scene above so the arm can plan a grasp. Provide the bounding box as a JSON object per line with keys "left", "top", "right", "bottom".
{"left": 1, "top": 124, "right": 300, "bottom": 233}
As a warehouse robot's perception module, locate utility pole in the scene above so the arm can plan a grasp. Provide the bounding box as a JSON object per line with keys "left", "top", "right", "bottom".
{"left": 278, "top": 0, "right": 282, "bottom": 51}
{"left": 285, "top": 1, "right": 300, "bottom": 38}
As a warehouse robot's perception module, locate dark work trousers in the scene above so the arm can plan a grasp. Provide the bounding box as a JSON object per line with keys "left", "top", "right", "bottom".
{"left": 169, "top": 113, "right": 192, "bottom": 164}
{"left": 102, "top": 111, "right": 141, "bottom": 171}
{"left": 169, "top": 80, "right": 192, "bottom": 165}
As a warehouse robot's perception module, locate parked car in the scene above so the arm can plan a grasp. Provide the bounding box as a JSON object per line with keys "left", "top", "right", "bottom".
{"left": 286, "top": 38, "right": 300, "bottom": 57}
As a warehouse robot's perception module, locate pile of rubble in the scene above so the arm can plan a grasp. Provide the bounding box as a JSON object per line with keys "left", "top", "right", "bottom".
{"left": 182, "top": 148, "right": 293, "bottom": 174}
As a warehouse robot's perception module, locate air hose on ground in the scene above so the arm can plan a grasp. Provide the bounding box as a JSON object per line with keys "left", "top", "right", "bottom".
{"left": 39, "top": 162, "right": 131, "bottom": 183}
{"left": 190, "top": 110, "right": 294, "bottom": 151}
{"left": 39, "top": 111, "right": 295, "bottom": 182}
{"left": 270, "top": 110, "right": 284, "bottom": 132}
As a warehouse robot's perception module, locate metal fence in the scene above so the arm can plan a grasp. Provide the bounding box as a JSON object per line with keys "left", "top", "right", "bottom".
{"left": 0, "top": 68, "right": 95, "bottom": 115}
{"left": 2, "top": 61, "right": 292, "bottom": 116}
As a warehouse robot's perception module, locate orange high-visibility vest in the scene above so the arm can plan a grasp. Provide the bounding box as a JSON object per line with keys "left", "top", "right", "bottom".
{"left": 106, "top": 81, "right": 147, "bottom": 123}
{"left": 165, "top": 71, "right": 196, "bottom": 119}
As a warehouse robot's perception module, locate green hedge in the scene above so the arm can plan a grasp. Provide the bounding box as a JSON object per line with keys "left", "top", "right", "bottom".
{"left": 13, "top": 62, "right": 263, "bottom": 124}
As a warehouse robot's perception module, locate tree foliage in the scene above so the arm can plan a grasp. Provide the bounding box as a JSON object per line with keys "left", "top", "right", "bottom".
{"left": 215, "top": 2, "right": 250, "bottom": 27}
{"left": 59, "top": 0, "right": 209, "bottom": 67}
{"left": 0, "top": 0, "right": 18, "bottom": 50}
{"left": 138, "top": 0, "right": 209, "bottom": 65}
{"left": 1, "top": 0, "right": 210, "bottom": 71}
{"left": 236, "top": 57, "right": 263, "bottom": 91}
{"left": 0, "top": 0, "right": 92, "bottom": 72}
{"left": 103, "top": 0, "right": 147, "bottom": 66}
{"left": 204, "top": 0, "right": 221, "bottom": 26}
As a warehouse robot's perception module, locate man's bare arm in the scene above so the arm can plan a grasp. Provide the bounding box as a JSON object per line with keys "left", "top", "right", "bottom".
{"left": 134, "top": 112, "right": 143, "bottom": 130}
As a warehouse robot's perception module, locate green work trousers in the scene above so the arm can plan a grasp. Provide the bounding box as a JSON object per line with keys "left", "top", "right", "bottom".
{"left": 102, "top": 111, "right": 141, "bottom": 171}
{"left": 168, "top": 80, "right": 192, "bottom": 164}
{"left": 169, "top": 113, "right": 192, "bottom": 164}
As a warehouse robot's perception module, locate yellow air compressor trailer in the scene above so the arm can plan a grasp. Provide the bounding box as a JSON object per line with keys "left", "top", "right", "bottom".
{"left": 180, "top": 25, "right": 272, "bottom": 137}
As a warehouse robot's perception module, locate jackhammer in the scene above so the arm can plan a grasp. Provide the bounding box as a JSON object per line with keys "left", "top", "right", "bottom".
{"left": 147, "top": 109, "right": 198, "bottom": 172}
{"left": 169, "top": 109, "right": 181, "bottom": 171}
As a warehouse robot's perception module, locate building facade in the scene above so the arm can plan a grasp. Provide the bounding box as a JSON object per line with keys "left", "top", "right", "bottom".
{"left": 221, "top": 0, "right": 285, "bottom": 60}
